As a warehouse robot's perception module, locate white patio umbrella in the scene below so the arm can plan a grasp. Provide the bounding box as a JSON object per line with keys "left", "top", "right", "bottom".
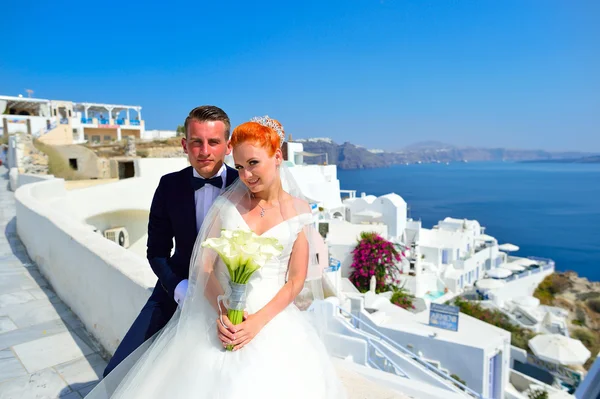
{"left": 487, "top": 268, "right": 513, "bottom": 279}
{"left": 517, "top": 258, "right": 538, "bottom": 267}
{"left": 475, "top": 234, "right": 495, "bottom": 242}
{"left": 529, "top": 334, "right": 591, "bottom": 366}
{"left": 476, "top": 278, "right": 505, "bottom": 290}
{"left": 498, "top": 243, "right": 520, "bottom": 252}
{"left": 512, "top": 296, "right": 540, "bottom": 308}
{"left": 501, "top": 262, "right": 526, "bottom": 272}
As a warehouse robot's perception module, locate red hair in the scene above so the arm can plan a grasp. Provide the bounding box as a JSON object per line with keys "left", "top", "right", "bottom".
{"left": 230, "top": 121, "right": 282, "bottom": 156}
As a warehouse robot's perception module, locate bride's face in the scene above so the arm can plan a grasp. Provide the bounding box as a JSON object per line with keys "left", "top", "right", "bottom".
{"left": 233, "top": 142, "right": 282, "bottom": 193}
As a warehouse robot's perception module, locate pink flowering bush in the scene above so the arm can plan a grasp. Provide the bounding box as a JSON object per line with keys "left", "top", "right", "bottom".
{"left": 349, "top": 232, "right": 404, "bottom": 293}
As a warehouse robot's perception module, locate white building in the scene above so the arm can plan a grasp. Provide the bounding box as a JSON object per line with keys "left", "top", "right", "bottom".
{"left": 326, "top": 290, "right": 512, "bottom": 399}
{"left": 1, "top": 94, "right": 145, "bottom": 145}
{"left": 488, "top": 296, "right": 569, "bottom": 336}
{"left": 141, "top": 130, "right": 178, "bottom": 140}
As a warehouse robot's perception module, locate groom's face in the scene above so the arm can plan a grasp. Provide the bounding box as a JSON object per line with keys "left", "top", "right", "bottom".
{"left": 183, "top": 120, "right": 231, "bottom": 178}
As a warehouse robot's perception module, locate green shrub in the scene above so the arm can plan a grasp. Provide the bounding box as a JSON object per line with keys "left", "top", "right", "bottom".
{"left": 137, "top": 149, "right": 149, "bottom": 158}
{"left": 534, "top": 274, "right": 571, "bottom": 305}
{"left": 453, "top": 297, "right": 537, "bottom": 350}
{"left": 450, "top": 374, "right": 466, "bottom": 387}
{"left": 390, "top": 287, "right": 415, "bottom": 310}
{"left": 587, "top": 298, "right": 600, "bottom": 313}
{"left": 571, "top": 328, "right": 597, "bottom": 350}
{"left": 576, "top": 292, "right": 600, "bottom": 301}
{"left": 528, "top": 388, "right": 548, "bottom": 399}
{"left": 574, "top": 307, "right": 587, "bottom": 326}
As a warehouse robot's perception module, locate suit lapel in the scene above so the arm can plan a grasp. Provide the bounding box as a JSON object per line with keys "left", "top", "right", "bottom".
{"left": 182, "top": 166, "right": 237, "bottom": 239}
{"left": 182, "top": 167, "right": 198, "bottom": 237}
{"left": 225, "top": 165, "right": 239, "bottom": 188}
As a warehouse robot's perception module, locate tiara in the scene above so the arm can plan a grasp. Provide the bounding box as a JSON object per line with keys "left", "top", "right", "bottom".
{"left": 249, "top": 115, "right": 285, "bottom": 147}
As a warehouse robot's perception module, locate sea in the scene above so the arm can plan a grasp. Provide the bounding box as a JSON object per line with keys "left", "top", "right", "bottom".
{"left": 337, "top": 162, "right": 600, "bottom": 282}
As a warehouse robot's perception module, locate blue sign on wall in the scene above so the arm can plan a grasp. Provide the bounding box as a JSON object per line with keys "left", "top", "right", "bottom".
{"left": 429, "top": 303, "right": 459, "bottom": 331}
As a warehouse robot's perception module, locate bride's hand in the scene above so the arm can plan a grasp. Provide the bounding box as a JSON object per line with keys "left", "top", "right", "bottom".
{"left": 229, "top": 312, "right": 267, "bottom": 351}
{"left": 217, "top": 314, "right": 236, "bottom": 346}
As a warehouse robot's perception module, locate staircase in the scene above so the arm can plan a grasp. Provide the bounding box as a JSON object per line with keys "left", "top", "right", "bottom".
{"left": 310, "top": 299, "right": 487, "bottom": 399}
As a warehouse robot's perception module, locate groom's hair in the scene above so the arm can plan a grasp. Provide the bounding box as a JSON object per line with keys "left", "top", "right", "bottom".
{"left": 184, "top": 106, "right": 231, "bottom": 139}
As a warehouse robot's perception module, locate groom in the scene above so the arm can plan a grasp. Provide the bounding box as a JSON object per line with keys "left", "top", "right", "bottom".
{"left": 103, "top": 105, "right": 238, "bottom": 377}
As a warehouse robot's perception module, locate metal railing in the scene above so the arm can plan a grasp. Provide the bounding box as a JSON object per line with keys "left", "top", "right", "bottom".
{"left": 338, "top": 306, "right": 487, "bottom": 399}
{"left": 34, "top": 122, "right": 57, "bottom": 137}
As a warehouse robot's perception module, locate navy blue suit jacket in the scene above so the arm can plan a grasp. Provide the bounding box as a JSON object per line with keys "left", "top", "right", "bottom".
{"left": 146, "top": 165, "right": 238, "bottom": 298}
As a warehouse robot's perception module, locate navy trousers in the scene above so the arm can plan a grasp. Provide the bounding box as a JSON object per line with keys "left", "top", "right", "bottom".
{"left": 103, "top": 284, "right": 177, "bottom": 378}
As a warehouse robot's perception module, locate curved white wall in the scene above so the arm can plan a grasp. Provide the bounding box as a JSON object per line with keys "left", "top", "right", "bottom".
{"left": 14, "top": 159, "right": 188, "bottom": 353}
{"left": 15, "top": 178, "right": 157, "bottom": 353}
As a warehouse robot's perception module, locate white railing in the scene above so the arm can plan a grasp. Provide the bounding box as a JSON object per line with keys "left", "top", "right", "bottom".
{"left": 340, "top": 189, "right": 356, "bottom": 199}
{"left": 337, "top": 306, "right": 486, "bottom": 399}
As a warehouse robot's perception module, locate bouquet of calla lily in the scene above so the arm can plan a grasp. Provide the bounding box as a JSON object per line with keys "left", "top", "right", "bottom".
{"left": 202, "top": 229, "right": 284, "bottom": 350}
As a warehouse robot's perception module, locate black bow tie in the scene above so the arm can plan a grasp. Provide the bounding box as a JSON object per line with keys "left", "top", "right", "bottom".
{"left": 191, "top": 175, "right": 223, "bottom": 190}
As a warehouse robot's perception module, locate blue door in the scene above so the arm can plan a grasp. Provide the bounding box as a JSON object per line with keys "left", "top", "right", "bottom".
{"left": 488, "top": 353, "right": 502, "bottom": 399}
{"left": 488, "top": 355, "right": 496, "bottom": 398}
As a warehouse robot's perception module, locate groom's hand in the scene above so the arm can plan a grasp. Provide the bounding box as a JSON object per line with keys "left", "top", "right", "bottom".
{"left": 174, "top": 279, "right": 189, "bottom": 305}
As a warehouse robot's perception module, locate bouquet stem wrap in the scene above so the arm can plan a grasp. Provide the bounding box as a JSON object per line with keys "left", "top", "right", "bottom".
{"left": 225, "top": 281, "right": 247, "bottom": 350}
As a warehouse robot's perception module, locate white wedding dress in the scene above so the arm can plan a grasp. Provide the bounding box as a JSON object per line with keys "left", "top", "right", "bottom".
{"left": 99, "top": 198, "right": 347, "bottom": 399}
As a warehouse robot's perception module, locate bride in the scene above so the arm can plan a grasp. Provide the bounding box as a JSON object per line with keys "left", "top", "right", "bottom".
{"left": 87, "top": 117, "right": 347, "bottom": 398}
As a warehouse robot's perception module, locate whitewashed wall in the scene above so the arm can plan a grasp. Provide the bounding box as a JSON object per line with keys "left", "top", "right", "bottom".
{"left": 15, "top": 179, "right": 156, "bottom": 353}
{"left": 17, "top": 172, "right": 55, "bottom": 188}
{"left": 14, "top": 158, "right": 189, "bottom": 353}
{"left": 490, "top": 268, "right": 554, "bottom": 306}
{"left": 141, "top": 130, "right": 178, "bottom": 140}
{"left": 133, "top": 157, "right": 188, "bottom": 179}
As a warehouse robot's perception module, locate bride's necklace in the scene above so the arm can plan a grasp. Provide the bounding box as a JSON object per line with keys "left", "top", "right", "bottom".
{"left": 251, "top": 193, "right": 277, "bottom": 218}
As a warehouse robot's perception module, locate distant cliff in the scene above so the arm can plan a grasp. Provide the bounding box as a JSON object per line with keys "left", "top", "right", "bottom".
{"left": 296, "top": 139, "right": 596, "bottom": 169}
{"left": 522, "top": 155, "right": 600, "bottom": 164}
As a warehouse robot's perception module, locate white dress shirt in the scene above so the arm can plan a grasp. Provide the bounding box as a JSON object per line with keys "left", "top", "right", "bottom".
{"left": 193, "top": 164, "right": 228, "bottom": 233}
{"left": 175, "top": 164, "right": 228, "bottom": 304}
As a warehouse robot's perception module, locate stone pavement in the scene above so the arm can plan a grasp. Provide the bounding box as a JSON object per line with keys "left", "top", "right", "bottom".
{"left": 0, "top": 166, "right": 107, "bottom": 399}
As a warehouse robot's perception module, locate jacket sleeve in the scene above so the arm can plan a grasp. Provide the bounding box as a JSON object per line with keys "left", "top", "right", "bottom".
{"left": 146, "top": 176, "right": 183, "bottom": 297}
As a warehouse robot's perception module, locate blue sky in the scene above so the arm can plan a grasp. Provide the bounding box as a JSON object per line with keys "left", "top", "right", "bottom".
{"left": 2, "top": 1, "right": 598, "bottom": 152}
